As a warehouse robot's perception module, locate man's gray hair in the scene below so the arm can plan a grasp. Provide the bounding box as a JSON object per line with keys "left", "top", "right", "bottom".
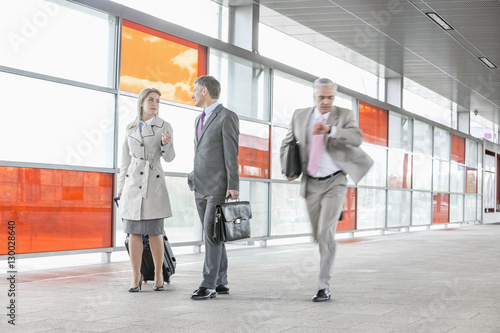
{"left": 313, "top": 78, "right": 338, "bottom": 93}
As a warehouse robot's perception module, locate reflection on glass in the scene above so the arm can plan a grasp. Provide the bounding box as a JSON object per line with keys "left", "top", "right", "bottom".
{"left": 388, "top": 151, "right": 411, "bottom": 189}
{"left": 466, "top": 168, "right": 477, "bottom": 194}
{"left": 434, "top": 127, "right": 450, "bottom": 161}
{"left": 484, "top": 171, "right": 495, "bottom": 210}
{"left": 0, "top": 0, "right": 115, "bottom": 87}
{"left": 270, "top": 183, "right": 309, "bottom": 235}
{"left": 412, "top": 191, "right": 432, "bottom": 226}
{"left": 357, "top": 188, "right": 386, "bottom": 229}
{"left": 272, "top": 71, "right": 312, "bottom": 126}
{"left": 0, "top": 72, "right": 115, "bottom": 167}
{"left": 413, "top": 154, "right": 432, "bottom": 190}
{"left": 358, "top": 145, "right": 387, "bottom": 187}
{"left": 450, "top": 194, "right": 464, "bottom": 222}
{"left": 209, "top": 49, "right": 270, "bottom": 120}
{"left": 338, "top": 188, "right": 356, "bottom": 231}
{"left": 239, "top": 121, "right": 270, "bottom": 179}
{"left": 389, "top": 112, "right": 412, "bottom": 151}
{"left": 432, "top": 160, "right": 450, "bottom": 192}
{"left": 121, "top": 21, "right": 204, "bottom": 105}
{"left": 387, "top": 190, "right": 410, "bottom": 227}
{"left": 466, "top": 139, "right": 478, "bottom": 168}
{"left": 450, "top": 163, "right": 465, "bottom": 193}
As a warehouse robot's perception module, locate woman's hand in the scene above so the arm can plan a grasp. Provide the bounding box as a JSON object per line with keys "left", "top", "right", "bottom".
{"left": 161, "top": 130, "right": 171, "bottom": 145}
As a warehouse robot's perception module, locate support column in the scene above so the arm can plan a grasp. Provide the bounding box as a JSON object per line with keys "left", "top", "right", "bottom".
{"left": 457, "top": 107, "right": 470, "bottom": 135}
{"left": 228, "top": 1, "right": 259, "bottom": 52}
{"left": 385, "top": 76, "right": 403, "bottom": 108}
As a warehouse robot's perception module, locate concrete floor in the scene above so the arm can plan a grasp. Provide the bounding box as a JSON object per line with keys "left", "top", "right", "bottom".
{"left": 2, "top": 223, "right": 500, "bottom": 332}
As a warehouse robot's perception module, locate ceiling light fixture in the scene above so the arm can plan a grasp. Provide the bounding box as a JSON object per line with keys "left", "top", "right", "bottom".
{"left": 479, "top": 57, "right": 497, "bottom": 69}
{"left": 425, "top": 12, "right": 453, "bottom": 30}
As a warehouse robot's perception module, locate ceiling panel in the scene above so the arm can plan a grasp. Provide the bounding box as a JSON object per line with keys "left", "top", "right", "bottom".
{"left": 257, "top": 0, "right": 500, "bottom": 124}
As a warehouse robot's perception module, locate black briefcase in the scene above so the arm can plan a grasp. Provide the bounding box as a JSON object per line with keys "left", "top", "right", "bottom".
{"left": 213, "top": 199, "right": 252, "bottom": 242}
{"left": 282, "top": 138, "right": 302, "bottom": 178}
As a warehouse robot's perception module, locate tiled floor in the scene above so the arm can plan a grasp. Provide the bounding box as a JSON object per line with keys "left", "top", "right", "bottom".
{"left": 2, "top": 223, "right": 500, "bottom": 332}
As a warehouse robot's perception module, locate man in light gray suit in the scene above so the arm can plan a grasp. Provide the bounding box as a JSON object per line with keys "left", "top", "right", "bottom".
{"left": 188, "top": 75, "right": 240, "bottom": 300}
{"left": 281, "top": 78, "right": 373, "bottom": 302}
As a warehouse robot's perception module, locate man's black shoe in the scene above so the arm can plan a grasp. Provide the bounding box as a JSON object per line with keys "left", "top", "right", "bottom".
{"left": 216, "top": 284, "right": 230, "bottom": 294}
{"left": 191, "top": 287, "right": 216, "bottom": 300}
{"left": 312, "top": 289, "right": 331, "bottom": 302}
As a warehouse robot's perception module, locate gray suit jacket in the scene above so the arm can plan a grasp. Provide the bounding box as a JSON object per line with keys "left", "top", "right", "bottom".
{"left": 189, "top": 104, "right": 240, "bottom": 196}
{"left": 280, "top": 106, "right": 373, "bottom": 198}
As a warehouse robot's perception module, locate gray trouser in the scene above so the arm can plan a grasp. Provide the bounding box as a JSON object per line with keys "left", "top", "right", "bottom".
{"left": 305, "top": 173, "right": 347, "bottom": 290}
{"left": 195, "top": 192, "right": 228, "bottom": 289}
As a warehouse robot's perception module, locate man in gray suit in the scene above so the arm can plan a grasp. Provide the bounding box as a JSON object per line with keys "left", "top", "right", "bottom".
{"left": 188, "top": 75, "right": 240, "bottom": 300}
{"left": 281, "top": 78, "right": 373, "bottom": 302}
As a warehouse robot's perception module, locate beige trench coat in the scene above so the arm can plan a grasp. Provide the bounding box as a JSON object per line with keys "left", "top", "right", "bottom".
{"left": 117, "top": 116, "right": 175, "bottom": 220}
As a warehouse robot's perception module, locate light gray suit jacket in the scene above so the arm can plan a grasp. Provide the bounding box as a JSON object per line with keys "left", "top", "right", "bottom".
{"left": 280, "top": 106, "right": 373, "bottom": 198}
{"left": 189, "top": 104, "right": 240, "bottom": 196}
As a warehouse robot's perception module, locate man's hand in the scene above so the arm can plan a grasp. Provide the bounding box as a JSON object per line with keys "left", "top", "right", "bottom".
{"left": 287, "top": 176, "right": 297, "bottom": 181}
{"left": 311, "top": 122, "right": 331, "bottom": 135}
{"left": 226, "top": 190, "right": 239, "bottom": 200}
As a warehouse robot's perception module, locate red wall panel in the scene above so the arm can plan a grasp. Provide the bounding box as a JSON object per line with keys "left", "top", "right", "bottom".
{"left": 0, "top": 167, "right": 113, "bottom": 254}
{"left": 359, "top": 101, "right": 388, "bottom": 146}
{"left": 433, "top": 193, "right": 449, "bottom": 224}
{"left": 337, "top": 188, "right": 356, "bottom": 231}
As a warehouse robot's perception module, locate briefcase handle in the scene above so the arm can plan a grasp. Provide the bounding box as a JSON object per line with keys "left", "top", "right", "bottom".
{"left": 225, "top": 195, "right": 239, "bottom": 202}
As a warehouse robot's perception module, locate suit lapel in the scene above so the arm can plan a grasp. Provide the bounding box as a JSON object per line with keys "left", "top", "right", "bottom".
{"left": 196, "top": 104, "right": 222, "bottom": 146}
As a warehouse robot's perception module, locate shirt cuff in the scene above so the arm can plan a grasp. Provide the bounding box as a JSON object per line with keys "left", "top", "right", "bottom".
{"left": 328, "top": 125, "right": 337, "bottom": 138}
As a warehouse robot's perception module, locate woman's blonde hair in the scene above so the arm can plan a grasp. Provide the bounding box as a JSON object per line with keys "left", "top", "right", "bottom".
{"left": 133, "top": 87, "right": 161, "bottom": 127}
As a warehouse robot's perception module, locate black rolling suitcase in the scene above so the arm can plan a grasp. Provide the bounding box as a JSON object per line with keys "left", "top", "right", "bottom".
{"left": 116, "top": 197, "right": 176, "bottom": 284}
{"left": 124, "top": 233, "right": 176, "bottom": 284}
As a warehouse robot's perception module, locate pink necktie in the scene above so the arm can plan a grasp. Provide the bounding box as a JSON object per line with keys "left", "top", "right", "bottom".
{"left": 307, "top": 115, "right": 324, "bottom": 175}
{"left": 197, "top": 111, "right": 206, "bottom": 139}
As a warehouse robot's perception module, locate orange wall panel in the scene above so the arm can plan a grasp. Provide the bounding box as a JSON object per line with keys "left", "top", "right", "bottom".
{"left": 0, "top": 167, "right": 113, "bottom": 254}
{"left": 359, "top": 101, "right": 388, "bottom": 146}
{"left": 238, "top": 133, "right": 270, "bottom": 179}
{"left": 120, "top": 20, "right": 207, "bottom": 105}
{"left": 432, "top": 193, "right": 449, "bottom": 224}
{"left": 337, "top": 187, "right": 356, "bottom": 231}
{"left": 451, "top": 134, "right": 465, "bottom": 164}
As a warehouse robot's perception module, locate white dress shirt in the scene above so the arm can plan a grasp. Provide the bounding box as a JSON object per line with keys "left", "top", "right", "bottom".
{"left": 307, "top": 107, "right": 341, "bottom": 178}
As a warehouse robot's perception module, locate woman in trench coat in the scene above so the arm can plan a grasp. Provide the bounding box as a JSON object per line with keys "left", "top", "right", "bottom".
{"left": 117, "top": 87, "right": 175, "bottom": 292}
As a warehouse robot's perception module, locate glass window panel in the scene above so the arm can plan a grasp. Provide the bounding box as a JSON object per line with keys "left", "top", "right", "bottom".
{"left": 338, "top": 188, "right": 356, "bottom": 231}
{"left": 387, "top": 190, "right": 411, "bottom": 227}
{"left": 0, "top": 167, "right": 112, "bottom": 254}
{"left": 120, "top": 21, "right": 205, "bottom": 105}
{"left": 240, "top": 181, "right": 269, "bottom": 238}
{"left": 389, "top": 112, "right": 412, "bottom": 151}
{"left": 465, "top": 195, "right": 477, "bottom": 221}
{"left": 359, "top": 101, "right": 388, "bottom": 146}
{"left": 271, "top": 126, "right": 291, "bottom": 180}
{"left": 433, "top": 160, "right": 450, "bottom": 192}
{"left": 433, "top": 193, "right": 449, "bottom": 224}
{"left": 209, "top": 49, "right": 270, "bottom": 121}
{"left": 477, "top": 166, "right": 482, "bottom": 194}
{"left": 413, "top": 120, "right": 432, "bottom": 155}
{"left": 388, "top": 151, "right": 412, "bottom": 189}
{"left": 450, "top": 163, "right": 465, "bottom": 193}
{"left": 0, "top": 0, "right": 115, "bottom": 87}
{"left": 272, "top": 71, "right": 312, "bottom": 127}
{"left": 484, "top": 171, "right": 495, "bottom": 211}
{"left": 0, "top": 72, "right": 115, "bottom": 167}
{"left": 117, "top": 95, "right": 198, "bottom": 174}
{"left": 449, "top": 194, "right": 464, "bottom": 222}
{"left": 413, "top": 154, "right": 432, "bottom": 190}
{"left": 110, "top": 0, "right": 228, "bottom": 41}
{"left": 465, "top": 140, "right": 478, "bottom": 167}
{"left": 484, "top": 152, "right": 495, "bottom": 172}
{"left": 451, "top": 134, "right": 465, "bottom": 164}
{"left": 358, "top": 145, "right": 387, "bottom": 187}
{"left": 239, "top": 122, "right": 270, "bottom": 179}
{"left": 334, "top": 92, "right": 357, "bottom": 118}
{"left": 357, "top": 188, "right": 386, "bottom": 229}
{"left": 270, "top": 183, "right": 309, "bottom": 236}
{"left": 412, "top": 191, "right": 432, "bottom": 226}
{"left": 478, "top": 143, "right": 483, "bottom": 170}
{"left": 434, "top": 128, "right": 450, "bottom": 161}
{"left": 477, "top": 195, "right": 482, "bottom": 219}
{"left": 466, "top": 168, "right": 477, "bottom": 194}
